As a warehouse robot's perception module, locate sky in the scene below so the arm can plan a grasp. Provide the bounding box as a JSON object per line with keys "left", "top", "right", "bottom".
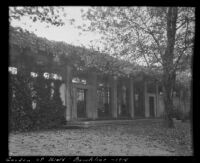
{"left": 10, "top": 7, "right": 102, "bottom": 49}
{"left": 9, "top": 7, "right": 148, "bottom": 66}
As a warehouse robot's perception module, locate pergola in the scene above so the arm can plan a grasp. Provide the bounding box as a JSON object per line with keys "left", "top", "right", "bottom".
{"left": 9, "top": 26, "right": 162, "bottom": 121}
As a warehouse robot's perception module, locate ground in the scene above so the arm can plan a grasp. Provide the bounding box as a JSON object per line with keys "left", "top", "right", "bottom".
{"left": 9, "top": 119, "right": 192, "bottom": 156}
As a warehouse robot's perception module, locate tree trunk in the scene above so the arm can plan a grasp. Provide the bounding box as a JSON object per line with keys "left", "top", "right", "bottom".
{"left": 162, "top": 7, "right": 178, "bottom": 128}
{"left": 162, "top": 72, "right": 175, "bottom": 128}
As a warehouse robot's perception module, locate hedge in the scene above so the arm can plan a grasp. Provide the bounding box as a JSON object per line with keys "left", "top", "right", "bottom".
{"left": 9, "top": 72, "right": 65, "bottom": 132}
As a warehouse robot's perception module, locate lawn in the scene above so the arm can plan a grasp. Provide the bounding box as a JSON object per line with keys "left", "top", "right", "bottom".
{"left": 9, "top": 119, "right": 193, "bottom": 156}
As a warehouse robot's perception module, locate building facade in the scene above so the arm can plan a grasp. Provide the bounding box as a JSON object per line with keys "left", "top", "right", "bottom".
{"left": 9, "top": 26, "right": 190, "bottom": 123}
{"left": 58, "top": 67, "right": 161, "bottom": 121}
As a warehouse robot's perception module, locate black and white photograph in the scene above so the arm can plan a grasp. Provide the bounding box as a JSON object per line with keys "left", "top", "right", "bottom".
{"left": 8, "top": 6, "right": 194, "bottom": 156}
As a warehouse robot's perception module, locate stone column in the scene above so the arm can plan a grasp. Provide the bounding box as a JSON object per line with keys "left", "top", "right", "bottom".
{"left": 86, "top": 72, "right": 97, "bottom": 119}
{"left": 144, "top": 81, "right": 149, "bottom": 118}
{"left": 60, "top": 65, "right": 73, "bottom": 121}
{"left": 72, "top": 87, "right": 77, "bottom": 120}
{"left": 111, "top": 76, "right": 118, "bottom": 118}
{"left": 155, "top": 82, "right": 159, "bottom": 117}
{"left": 65, "top": 65, "right": 73, "bottom": 121}
{"left": 92, "top": 73, "right": 98, "bottom": 119}
{"left": 129, "top": 77, "right": 134, "bottom": 118}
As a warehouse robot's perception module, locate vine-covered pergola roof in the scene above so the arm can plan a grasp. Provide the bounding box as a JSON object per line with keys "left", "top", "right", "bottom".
{"left": 9, "top": 26, "right": 159, "bottom": 78}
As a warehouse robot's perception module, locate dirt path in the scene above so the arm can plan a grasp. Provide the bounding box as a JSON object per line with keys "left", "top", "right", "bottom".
{"left": 9, "top": 120, "right": 192, "bottom": 156}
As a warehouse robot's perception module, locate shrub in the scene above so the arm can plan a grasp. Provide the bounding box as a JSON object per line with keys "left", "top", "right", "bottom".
{"left": 9, "top": 74, "right": 33, "bottom": 132}
{"left": 9, "top": 73, "right": 65, "bottom": 132}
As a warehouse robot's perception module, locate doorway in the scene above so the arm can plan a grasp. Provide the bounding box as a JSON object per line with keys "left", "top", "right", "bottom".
{"left": 97, "top": 87, "right": 111, "bottom": 118}
{"left": 77, "top": 88, "right": 87, "bottom": 118}
{"left": 149, "top": 96, "right": 155, "bottom": 117}
{"left": 134, "top": 82, "right": 145, "bottom": 117}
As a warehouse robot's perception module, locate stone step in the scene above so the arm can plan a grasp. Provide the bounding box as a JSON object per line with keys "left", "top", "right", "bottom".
{"left": 63, "top": 118, "right": 162, "bottom": 128}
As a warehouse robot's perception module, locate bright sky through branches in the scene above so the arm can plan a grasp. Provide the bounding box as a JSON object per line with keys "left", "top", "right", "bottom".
{"left": 10, "top": 7, "right": 102, "bottom": 49}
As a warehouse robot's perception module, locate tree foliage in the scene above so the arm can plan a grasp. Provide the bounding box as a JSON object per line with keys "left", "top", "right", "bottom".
{"left": 80, "top": 7, "right": 194, "bottom": 127}
{"left": 9, "top": 7, "right": 65, "bottom": 26}
{"left": 81, "top": 7, "right": 194, "bottom": 73}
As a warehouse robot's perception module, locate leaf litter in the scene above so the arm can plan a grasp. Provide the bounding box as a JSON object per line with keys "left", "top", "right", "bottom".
{"left": 9, "top": 119, "right": 192, "bottom": 156}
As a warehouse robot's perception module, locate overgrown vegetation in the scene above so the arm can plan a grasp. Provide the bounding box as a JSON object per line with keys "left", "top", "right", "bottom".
{"left": 9, "top": 72, "right": 65, "bottom": 132}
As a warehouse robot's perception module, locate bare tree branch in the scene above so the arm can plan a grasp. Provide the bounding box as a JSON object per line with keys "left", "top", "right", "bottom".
{"left": 130, "top": 18, "right": 164, "bottom": 66}
{"left": 173, "top": 18, "right": 189, "bottom": 72}
{"left": 176, "top": 19, "right": 187, "bottom": 30}
{"left": 135, "top": 30, "right": 150, "bottom": 68}
{"left": 137, "top": 14, "right": 165, "bottom": 63}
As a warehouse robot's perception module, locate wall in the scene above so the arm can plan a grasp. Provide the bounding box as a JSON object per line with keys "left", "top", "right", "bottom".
{"left": 86, "top": 73, "right": 97, "bottom": 119}
{"left": 157, "top": 95, "right": 165, "bottom": 117}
